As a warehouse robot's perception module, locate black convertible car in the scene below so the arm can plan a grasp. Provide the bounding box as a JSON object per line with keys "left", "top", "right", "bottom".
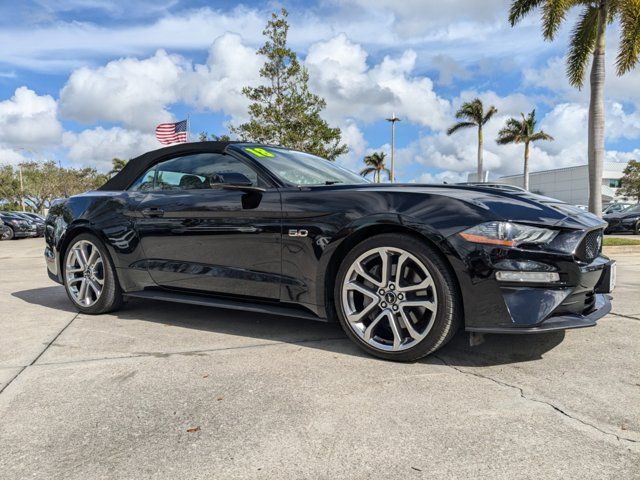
{"left": 45, "top": 142, "right": 615, "bottom": 361}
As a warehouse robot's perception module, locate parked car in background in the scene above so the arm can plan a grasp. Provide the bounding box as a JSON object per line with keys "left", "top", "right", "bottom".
{"left": 11, "top": 212, "right": 45, "bottom": 237}
{"left": 0, "top": 218, "right": 11, "bottom": 240}
{"left": 0, "top": 213, "right": 38, "bottom": 239}
{"left": 604, "top": 204, "right": 640, "bottom": 234}
{"left": 603, "top": 202, "right": 633, "bottom": 215}
{"left": 45, "top": 141, "right": 614, "bottom": 361}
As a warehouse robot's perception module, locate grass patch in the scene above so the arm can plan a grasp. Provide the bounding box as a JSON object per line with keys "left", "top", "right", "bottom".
{"left": 603, "top": 237, "right": 640, "bottom": 246}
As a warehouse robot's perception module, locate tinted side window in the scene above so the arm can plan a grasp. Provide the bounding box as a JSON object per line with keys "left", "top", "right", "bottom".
{"left": 129, "top": 153, "right": 263, "bottom": 192}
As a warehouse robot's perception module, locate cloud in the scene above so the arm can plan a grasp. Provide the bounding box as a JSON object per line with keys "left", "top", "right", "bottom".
{"left": 62, "top": 127, "right": 159, "bottom": 169}
{"left": 181, "top": 33, "right": 263, "bottom": 122}
{"left": 0, "top": 86, "right": 62, "bottom": 147}
{"left": 305, "top": 34, "right": 451, "bottom": 130}
{"left": 59, "top": 50, "right": 185, "bottom": 131}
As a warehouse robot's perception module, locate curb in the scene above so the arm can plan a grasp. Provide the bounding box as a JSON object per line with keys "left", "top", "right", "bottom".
{"left": 603, "top": 245, "right": 640, "bottom": 255}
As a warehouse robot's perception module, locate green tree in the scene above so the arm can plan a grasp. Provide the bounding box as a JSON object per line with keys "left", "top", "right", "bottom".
{"left": 231, "top": 8, "right": 348, "bottom": 161}
{"left": 0, "top": 162, "right": 106, "bottom": 213}
{"left": 619, "top": 159, "right": 640, "bottom": 202}
{"left": 509, "top": 0, "right": 640, "bottom": 215}
{"left": 446, "top": 98, "right": 498, "bottom": 182}
{"left": 108, "top": 158, "right": 128, "bottom": 177}
{"left": 198, "top": 132, "right": 233, "bottom": 142}
{"left": 0, "top": 165, "right": 21, "bottom": 208}
{"left": 496, "top": 109, "right": 554, "bottom": 190}
{"left": 360, "top": 152, "right": 390, "bottom": 183}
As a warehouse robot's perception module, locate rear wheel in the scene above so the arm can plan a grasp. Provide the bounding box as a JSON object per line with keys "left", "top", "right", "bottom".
{"left": 634, "top": 221, "right": 640, "bottom": 235}
{"left": 63, "top": 233, "right": 123, "bottom": 314}
{"left": 334, "top": 233, "right": 460, "bottom": 361}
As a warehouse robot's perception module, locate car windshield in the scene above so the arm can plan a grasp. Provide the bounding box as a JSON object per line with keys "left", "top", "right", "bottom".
{"left": 625, "top": 204, "right": 640, "bottom": 214}
{"left": 234, "top": 145, "right": 368, "bottom": 186}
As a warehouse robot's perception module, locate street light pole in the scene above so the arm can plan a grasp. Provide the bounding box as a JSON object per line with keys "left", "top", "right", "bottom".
{"left": 386, "top": 113, "right": 401, "bottom": 182}
{"left": 18, "top": 163, "right": 25, "bottom": 212}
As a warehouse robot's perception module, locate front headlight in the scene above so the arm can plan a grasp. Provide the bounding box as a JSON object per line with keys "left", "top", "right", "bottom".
{"left": 459, "top": 221, "right": 558, "bottom": 247}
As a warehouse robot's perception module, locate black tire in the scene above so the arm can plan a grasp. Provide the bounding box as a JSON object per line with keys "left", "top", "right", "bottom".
{"left": 63, "top": 233, "right": 123, "bottom": 314}
{"left": 634, "top": 221, "right": 640, "bottom": 235}
{"left": 334, "top": 233, "right": 461, "bottom": 362}
{"left": 4, "top": 227, "right": 15, "bottom": 240}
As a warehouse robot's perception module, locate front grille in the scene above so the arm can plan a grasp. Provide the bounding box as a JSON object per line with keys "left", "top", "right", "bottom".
{"left": 576, "top": 229, "right": 603, "bottom": 262}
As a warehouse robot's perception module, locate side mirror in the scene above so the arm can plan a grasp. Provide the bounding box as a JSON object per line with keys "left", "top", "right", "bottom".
{"left": 210, "top": 172, "right": 265, "bottom": 193}
{"left": 210, "top": 172, "right": 252, "bottom": 186}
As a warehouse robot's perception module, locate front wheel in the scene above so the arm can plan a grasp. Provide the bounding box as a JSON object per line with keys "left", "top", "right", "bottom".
{"left": 1, "top": 227, "right": 13, "bottom": 240}
{"left": 63, "top": 233, "right": 123, "bottom": 314}
{"left": 634, "top": 221, "right": 640, "bottom": 235}
{"left": 334, "top": 233, "right": 461, "bottom": 362}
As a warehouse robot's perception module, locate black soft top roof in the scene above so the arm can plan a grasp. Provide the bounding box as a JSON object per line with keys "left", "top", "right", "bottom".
{"left": 98, "top": 141, "right": 241, "bottom": 191}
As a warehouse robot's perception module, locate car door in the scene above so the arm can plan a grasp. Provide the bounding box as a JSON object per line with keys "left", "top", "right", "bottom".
{"left": 131, "top": 151, "right": 282, "bottom": 300}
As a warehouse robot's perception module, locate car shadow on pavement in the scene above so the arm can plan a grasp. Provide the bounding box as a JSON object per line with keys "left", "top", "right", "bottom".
{"left": 11, "top": 286, "right": 77, "bottom": 313}
{"left": 12, "top": 287, "right": 566, "bottom": 366}
{"left": 435, "top": 329, "right": 566, "bottom": 367}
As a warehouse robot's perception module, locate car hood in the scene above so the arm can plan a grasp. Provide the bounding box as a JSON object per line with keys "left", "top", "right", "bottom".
{"left": 360, "top": 184, "right": 606, "bottom": 231}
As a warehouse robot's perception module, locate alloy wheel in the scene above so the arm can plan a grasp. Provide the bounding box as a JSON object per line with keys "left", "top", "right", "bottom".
{"left": 65, "top": 240, "right": 105, "bottom": 307}
{"left": 341, "top": 246, "right": 438, "bottom": 352}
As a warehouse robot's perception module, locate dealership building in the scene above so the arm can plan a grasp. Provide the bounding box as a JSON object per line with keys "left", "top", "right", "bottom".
{"left": 498, "top": 162, "right": 628, "bottom": 206}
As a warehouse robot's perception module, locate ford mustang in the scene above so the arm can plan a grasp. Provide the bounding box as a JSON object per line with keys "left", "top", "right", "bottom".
{"left": 44, "top": 142, "right": 616, "bottom": 361}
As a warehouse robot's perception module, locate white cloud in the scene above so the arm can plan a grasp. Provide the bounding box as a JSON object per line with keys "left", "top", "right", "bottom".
{"left": 412, "top": 170, "right": 467, "bottom": 184}
{"left": 181, "top": 33, "right": 263, "bottom": 122}
{"left": 62, "top": 127, "right": 159, "bottom": 169}
{"left": 0, "top": 87, "right": 62, "bottom": 147}
{"left": 305, "top": 34, "right": 451, "bottom": 130}
{"left": 0, "top": 146, "right": 29, "bottom": 166}
{"left": 59, "top": 50, "right": 185, "bottom": 131}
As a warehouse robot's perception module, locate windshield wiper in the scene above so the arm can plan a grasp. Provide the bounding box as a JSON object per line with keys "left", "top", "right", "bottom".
{"left": 324, "top": 181, "right": 342, "bottom": 185}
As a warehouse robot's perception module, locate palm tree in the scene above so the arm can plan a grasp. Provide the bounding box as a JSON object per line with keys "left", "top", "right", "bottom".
{"left": 108, "top": 158, "right": 128, "bottom": 177}
{"left": 360, "top": 152, "right": 390, "bottom": 183}
{"left": 447, "top": 98, "right": 498, "bottom": 182}
{"left": 509, "top": 0, "right": 640, "bottom": 215}
{"left": 496, "top": 109, "right": 554, "bottom": 190}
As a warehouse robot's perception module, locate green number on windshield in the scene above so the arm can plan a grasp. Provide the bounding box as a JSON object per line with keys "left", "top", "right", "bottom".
{"left": 245, "top": 147, "right": 275, "bottom": 158}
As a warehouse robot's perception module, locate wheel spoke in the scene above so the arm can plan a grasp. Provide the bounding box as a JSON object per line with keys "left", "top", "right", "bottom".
{"left": 355, "top": 263, "right": 383, "bottom": 288}
{"left": 399, "top": 308, "right": 422, "bottom": 341}
{"left": 397, "top": 278, "right": 433, "bottom": 293}
{"left": 87, "top": 247, "right": 99, "bottom": 267}
{"left": 386, "top": 312, "right": 402, "bottom": 350}
{"left": 73, "top": 248, "right": 86, "bottom": 268}
{"left": 77, "top": 279, "right": 87, "bottom": 303}
{"left": 67, "top": 276, "right": 83, "bottom": 285}
{"left": 379, "top": 249, "right": 391, "bottom": 286}
{"left": 87, "top": 278, "right": 101, "bottom": 298}
{"left": 363, "top": 310, "right": 386, "bottom": 342}
{"left": 394, "top": 253, "right": 408, "bottom": 285}
{"left": 401, "top": 300, "right": 436, "bottom": 312}
{"left": 345, "top": 281, "right": 378, "bottom": 301}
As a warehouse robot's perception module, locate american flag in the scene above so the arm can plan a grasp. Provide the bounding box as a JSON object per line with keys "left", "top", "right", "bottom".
{"left": 155, "top": 120, "right": 187, "bottom": 145}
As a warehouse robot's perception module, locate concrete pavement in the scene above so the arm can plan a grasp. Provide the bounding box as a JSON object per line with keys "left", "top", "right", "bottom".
{"left": 1, "top": 238, "right": 639, "bottom": 479}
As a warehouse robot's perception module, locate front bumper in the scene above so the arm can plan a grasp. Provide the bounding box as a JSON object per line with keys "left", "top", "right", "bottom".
{"left": 448, "top": 233, "right": 615, "bottom": 334}
{"left": 466, "top": 293, "right": 611, "bottom": 334}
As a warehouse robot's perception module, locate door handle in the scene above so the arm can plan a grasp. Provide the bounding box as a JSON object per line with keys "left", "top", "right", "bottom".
{"left": 141, "top": 207, "right": 165, "bottom": 218}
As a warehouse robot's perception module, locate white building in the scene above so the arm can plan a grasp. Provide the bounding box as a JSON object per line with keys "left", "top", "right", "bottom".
{"left": 498, "top": 162, "right": 628, "bottom": 206}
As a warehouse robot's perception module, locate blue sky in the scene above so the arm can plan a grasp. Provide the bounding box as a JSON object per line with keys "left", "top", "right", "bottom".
{"left": 0, "top": 0, "right": 639, "bottom": 182}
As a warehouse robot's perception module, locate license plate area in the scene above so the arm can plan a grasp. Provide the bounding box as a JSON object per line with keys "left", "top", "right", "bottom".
{"left": 595, "top": 261, "right": 616, "bottom": 294}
